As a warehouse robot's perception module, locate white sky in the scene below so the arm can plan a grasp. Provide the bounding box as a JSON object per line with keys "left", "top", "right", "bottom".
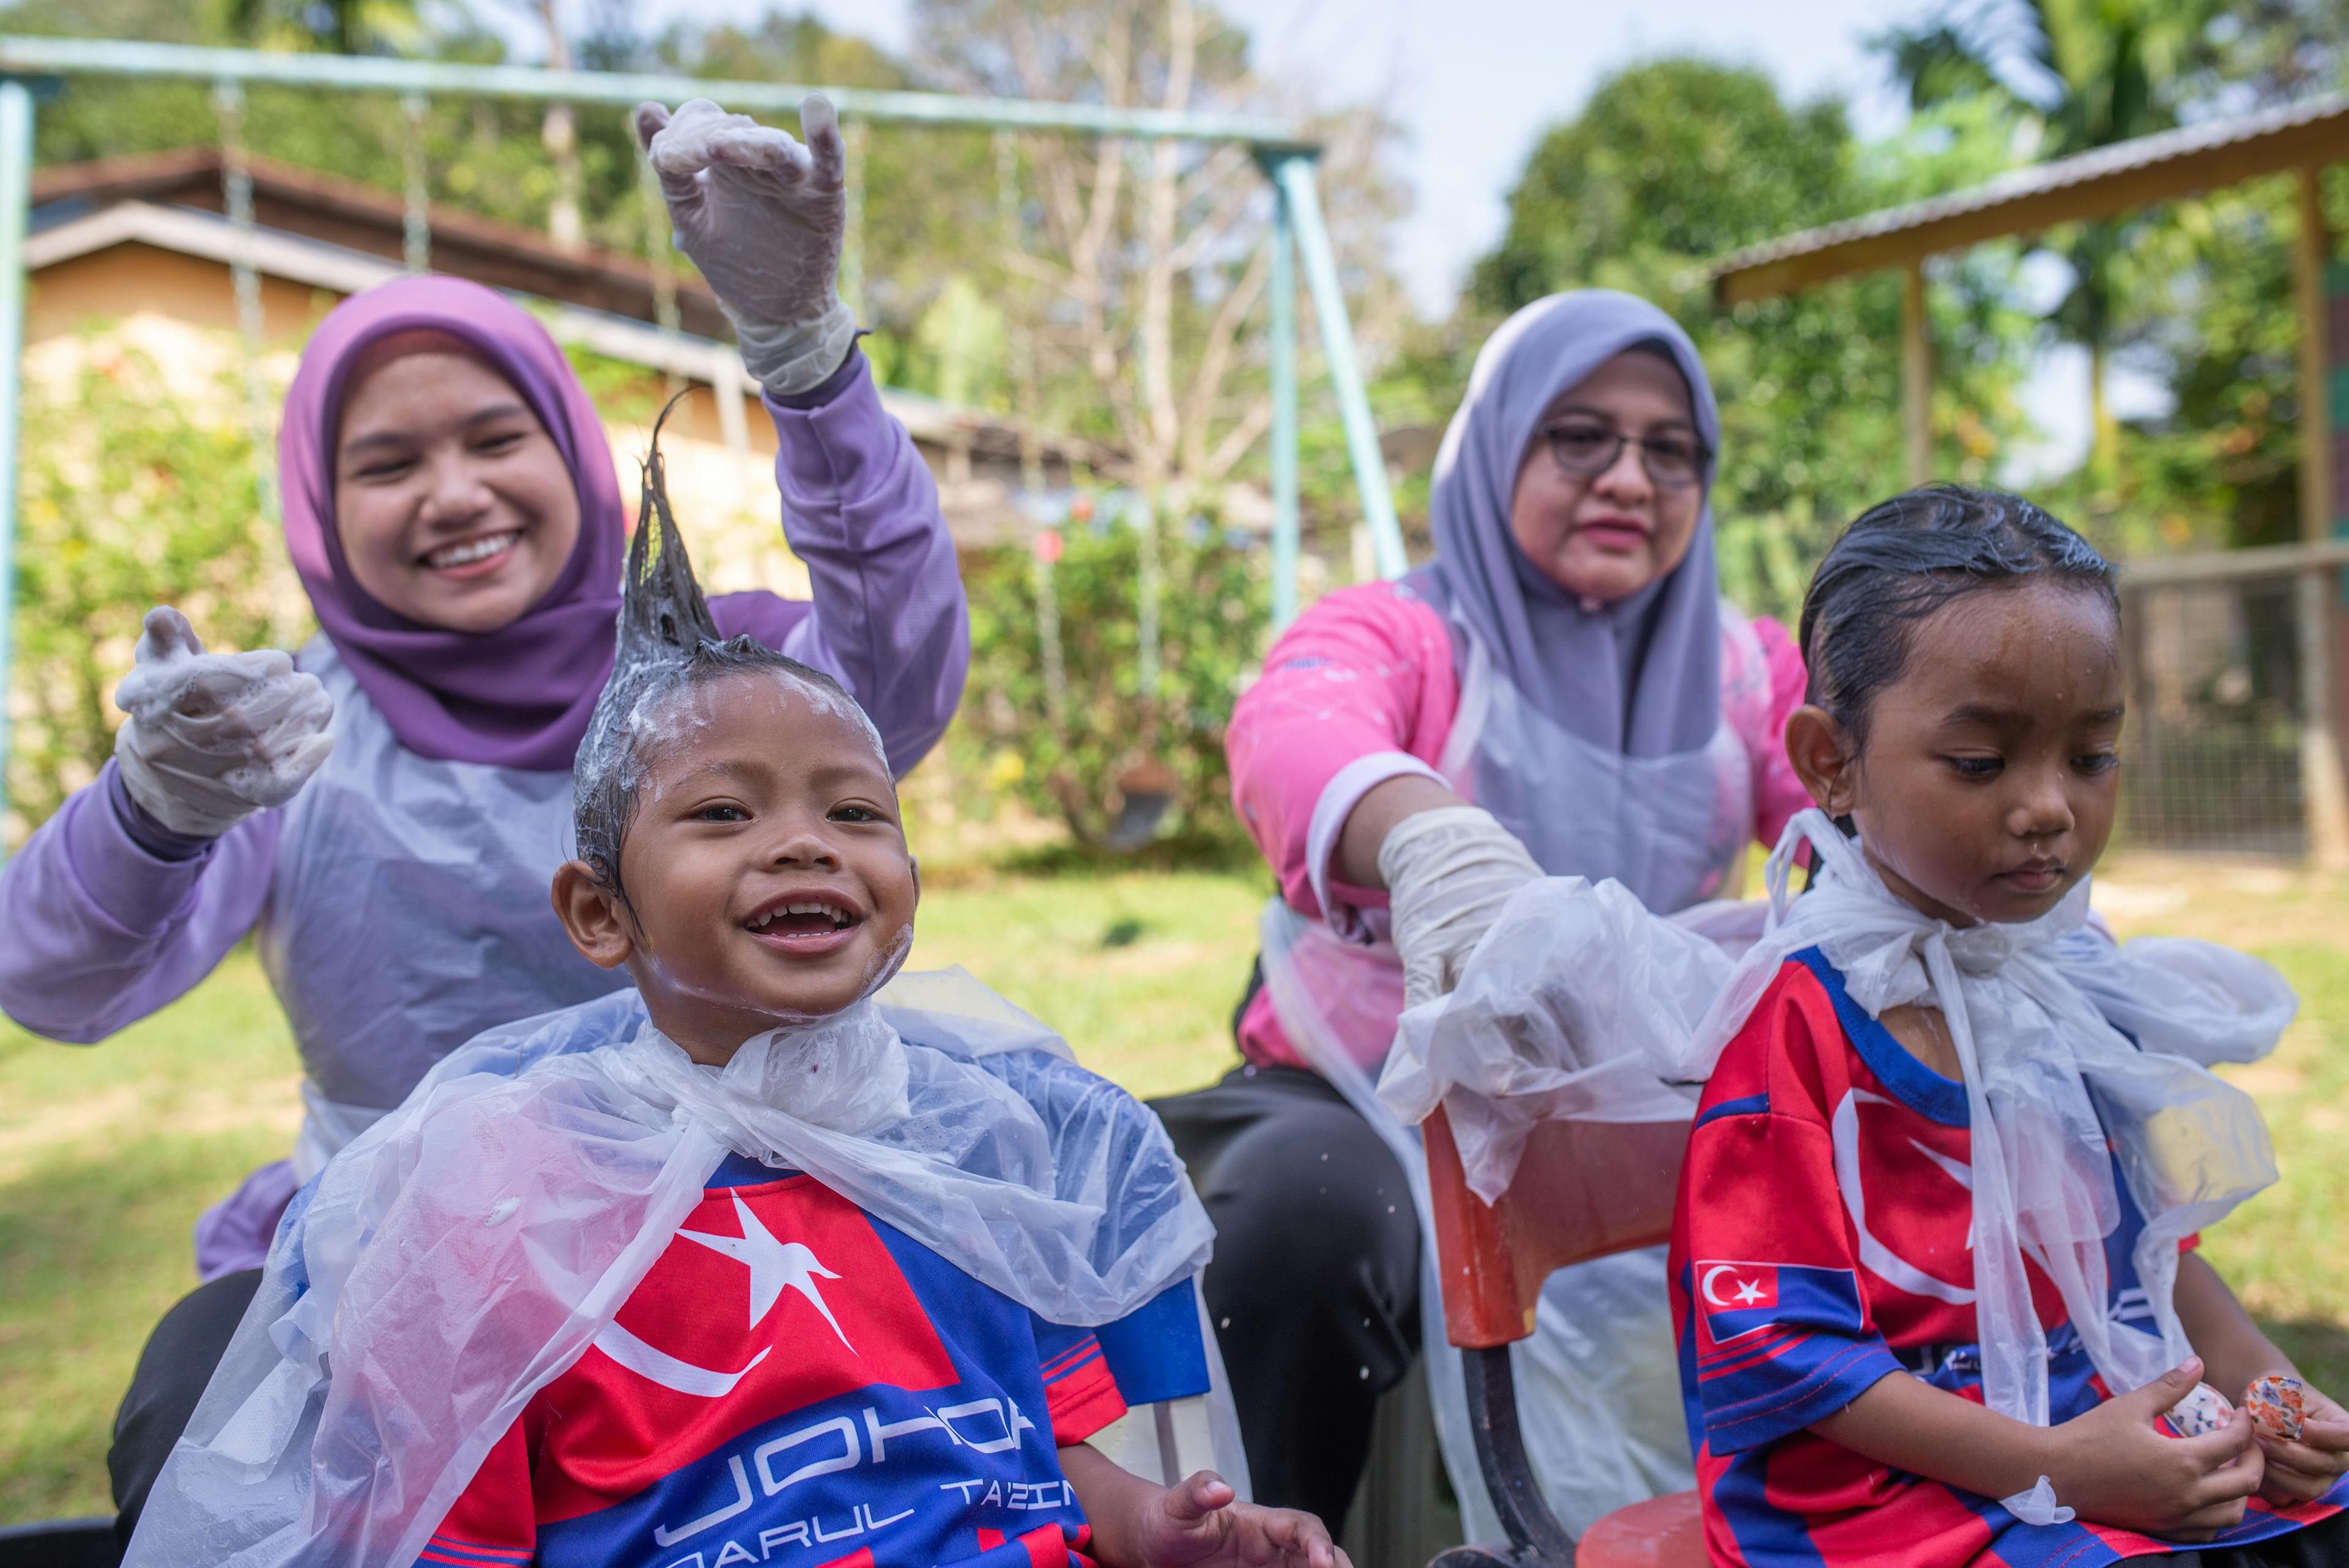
{"left": 588, "top": 0, "right": 2119, "bottom": 469}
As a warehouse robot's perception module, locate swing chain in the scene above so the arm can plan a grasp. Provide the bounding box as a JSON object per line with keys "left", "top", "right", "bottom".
{"left": 635, "top": 123, "right": 685, "bottom": 398}
{"left": 213, "top": 78, "right": 280, "bottom": 525}
{"left": 399, "top": 92, "right": 431, "bottom": 274}
{"left": 839, "top": 116, "right": 867, "bottom": 323}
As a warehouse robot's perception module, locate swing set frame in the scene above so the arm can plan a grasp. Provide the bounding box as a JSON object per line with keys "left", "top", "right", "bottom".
{"left": 0, "top": 35, "right": 1409, "bottom": 847}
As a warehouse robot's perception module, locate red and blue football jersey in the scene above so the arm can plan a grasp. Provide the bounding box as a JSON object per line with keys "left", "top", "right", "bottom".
{"left": 423, "top": 1153, "right": 1209, "bottom": 1568}
{"left": 1670, "top": 946, "right": 2347, "bottom": 1568}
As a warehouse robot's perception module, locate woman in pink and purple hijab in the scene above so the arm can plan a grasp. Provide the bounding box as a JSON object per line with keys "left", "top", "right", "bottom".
{"left": 0, "top": 96, "right": 967, "bottom": 1541}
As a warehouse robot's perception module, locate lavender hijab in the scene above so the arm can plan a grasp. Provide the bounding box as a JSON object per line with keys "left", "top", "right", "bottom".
{"left": 1408, "top": 290, "right": 1723, "bottom": 759}
{"left": 278, "top": 276, "right": 796, "bottom": 771}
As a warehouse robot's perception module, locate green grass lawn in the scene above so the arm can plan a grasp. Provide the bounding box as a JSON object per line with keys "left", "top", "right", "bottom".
{"left": 2, "top": 852, "right": 2345, "bottom": 1525}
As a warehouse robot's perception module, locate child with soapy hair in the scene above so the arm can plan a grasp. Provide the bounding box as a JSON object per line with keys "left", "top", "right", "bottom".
{"left": 1669, "top": 486, "right": 2349, "bottom": 1567}
{"left": 127, "top": 423, "right": 1343, "bottom": 1568}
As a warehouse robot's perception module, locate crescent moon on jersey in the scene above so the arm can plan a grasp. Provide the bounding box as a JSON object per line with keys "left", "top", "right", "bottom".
{"left": 594, "top": 1321, "right": 771, "bottom": 1399}
{"left": 1699, "top": 1264, "right": 1740, "bottom": 1308}
{"left": 1831, "top": 1088, "right": 1976, "bottom": 1305}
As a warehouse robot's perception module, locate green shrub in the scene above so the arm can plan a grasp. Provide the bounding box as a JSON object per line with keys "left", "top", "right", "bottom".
{"left": 952, "top": 503, "right": 1266, "bottom": 858}
{"left": 9, "top": 344, "right": 304, "bottom": 838}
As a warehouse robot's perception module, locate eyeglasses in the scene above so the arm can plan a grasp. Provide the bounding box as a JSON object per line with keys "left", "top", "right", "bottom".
{"left": 1538, "top": 422, "right": 1709, "bottom": 489}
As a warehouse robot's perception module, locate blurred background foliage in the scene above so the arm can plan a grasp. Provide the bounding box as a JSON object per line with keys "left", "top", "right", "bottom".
{"left": 10, "top": 347, "right": 290, "bottom": 827}
{"left": 952, "top": 510, "right": 1266, "bottom": 858}
{"left": 9, "top": 0, "right": 2349, "bottom": 845}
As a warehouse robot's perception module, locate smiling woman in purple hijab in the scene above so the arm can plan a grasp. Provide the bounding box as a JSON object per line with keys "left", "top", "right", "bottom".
{"left": 0, "top": 97, "right": 968, "bottom": 1545}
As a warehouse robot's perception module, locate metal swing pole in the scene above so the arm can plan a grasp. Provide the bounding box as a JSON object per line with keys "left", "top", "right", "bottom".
{"left": 1265, "top": 151, "right": 1405, "bottom": 582}
{"left": 0, "top": 76, "right": 35, "bottom": 855}
{"left": 1266, "top": 177, "right": 1300, "bottom": 630}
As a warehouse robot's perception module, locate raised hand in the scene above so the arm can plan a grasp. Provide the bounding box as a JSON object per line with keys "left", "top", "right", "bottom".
{"left": 1135, "top": 1472, "right": 1350, "bottom": 1568}
{"left": 633, "top": 95, "right": 856, "bottom": 396}
{"left": 113, "top": 606, "right": 333, "bottom": 838}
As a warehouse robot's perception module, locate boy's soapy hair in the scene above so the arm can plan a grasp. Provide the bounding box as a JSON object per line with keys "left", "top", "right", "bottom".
{"left": 573, "top": 393, "right": 886, "bottom": 915}
{"left": 1798, "top": 485, "right": 2117, "bottom": 749}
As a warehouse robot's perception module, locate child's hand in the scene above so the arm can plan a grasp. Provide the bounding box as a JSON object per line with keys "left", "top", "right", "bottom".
{"left": 1135, "top": 1472, "right": 1350, "bottom": 1568}
{"left": 2253, "top": 1383, "right": 2349, "bottom": 1508}
{"left": 2049, "top": 1360, "right": 2264, "bottom": 1541}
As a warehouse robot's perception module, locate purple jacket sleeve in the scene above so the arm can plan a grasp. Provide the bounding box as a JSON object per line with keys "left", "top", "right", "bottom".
{"left": 762, "top": 350, "right": 970, "bottom": 777}
{"left": 0, "top": 760, "right": 278, "bottom": 1042}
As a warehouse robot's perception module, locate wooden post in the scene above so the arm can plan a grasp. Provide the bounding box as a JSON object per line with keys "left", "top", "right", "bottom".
{"left": 1902, "top": 261, "right": 1931, "bottom": 488}
{"left": 2293, "top": 165, "right": 2349, "bottom": 869}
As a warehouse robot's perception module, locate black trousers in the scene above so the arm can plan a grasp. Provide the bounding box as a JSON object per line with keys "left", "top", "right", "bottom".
{"left": 106, "top": 1268, "right": 261, "bottom": 1550}
{"left": 1151, "top": 1063, "right": 1420, "bottom": 1532}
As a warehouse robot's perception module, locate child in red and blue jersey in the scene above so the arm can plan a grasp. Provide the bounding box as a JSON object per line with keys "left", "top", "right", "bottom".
{"left": 1671, "top": 487, "right": 2349, "bottom": 1568}
{"left": 127, "top": 444, "right": 1345, "bottom": 1568}
{"left": 423, "top": 1149, "right": 1210, "bottom": 1568}
{"left": 408, "top": 631, "right": 1341, "bottom": 1565}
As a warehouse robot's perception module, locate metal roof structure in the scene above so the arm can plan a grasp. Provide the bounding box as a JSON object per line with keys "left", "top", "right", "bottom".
{"left": 1704, "top": 86, "right": 2349, "bottom": 865}
{"left": 1712, "top": 89, "right": 2349, "bottom": 304}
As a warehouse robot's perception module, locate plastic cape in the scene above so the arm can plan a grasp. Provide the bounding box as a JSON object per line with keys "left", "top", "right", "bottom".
{"left": 125, "top": 970, "right": 1217, "bottom": 1568}
{"left": 1381, "top": 882, "right": 1755, "bottom": 1202}
{"left": 1381, "top": 809, "right": 2293, "bottom": 1444}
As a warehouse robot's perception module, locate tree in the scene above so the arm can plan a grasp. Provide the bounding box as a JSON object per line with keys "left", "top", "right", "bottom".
{"left": 223, "top": 0, "right": 424, "bottom": 54}
{"left": 1875, "top": 0, "right": 2219, "bottom": 492}
{"left": 11, "top": 344, "right": 299, "bottom": 834}
{"left": 2049, "top": 0, "right": 2349, "bottom": 554}
{"left": 510, "top": 0, "right": 585, "bottom": 253}
{"left": 951, "top": 515, "right": 1264, "bottom": 853}
{"left": 908, "top": 0, "right": 1408, "bottom": 507}
{"left": 901, "top": 0, "right": 1409, "bottom": 836}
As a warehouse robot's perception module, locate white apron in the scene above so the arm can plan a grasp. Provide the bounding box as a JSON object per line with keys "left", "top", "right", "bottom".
{"left": 259, "top": 642, "right": 629, "bottom": 1174}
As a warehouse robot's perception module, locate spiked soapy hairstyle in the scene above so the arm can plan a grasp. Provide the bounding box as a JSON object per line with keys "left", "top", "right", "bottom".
{"left": 573, "top": 393, "right": 885, "bottom": 910}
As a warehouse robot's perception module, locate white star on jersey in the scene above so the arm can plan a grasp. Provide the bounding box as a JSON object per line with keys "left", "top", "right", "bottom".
{"left": 680, "top": 1191, "right": 854, "bottom": 1351}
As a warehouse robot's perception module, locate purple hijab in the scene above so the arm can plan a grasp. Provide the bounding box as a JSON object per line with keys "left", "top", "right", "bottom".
{"left": 1408, "top": 289, "right": 1723, "bottom": 759}
{"left": 279, "top": 276, "right": 795, "bottom": 772}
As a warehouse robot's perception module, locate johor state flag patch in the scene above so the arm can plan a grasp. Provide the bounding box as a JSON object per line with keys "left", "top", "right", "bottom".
{"left": 1695, "top": 1260, "right": 1865, "bottom": 1346}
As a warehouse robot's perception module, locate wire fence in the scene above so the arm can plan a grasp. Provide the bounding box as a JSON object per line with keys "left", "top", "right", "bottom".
{"left": 2120, "top": 571, "right": 2317, "bottom": 856}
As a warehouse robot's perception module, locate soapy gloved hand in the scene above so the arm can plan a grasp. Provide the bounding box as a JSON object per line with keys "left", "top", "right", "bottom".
{"left": 113, "top": 606, "right": 334, "bottom": 839}
{"left": 1379, "top": 805, "right": 1544, "bottom": 1011}
{"left": 634, "top": 94, "right": 857, "bottom": 398}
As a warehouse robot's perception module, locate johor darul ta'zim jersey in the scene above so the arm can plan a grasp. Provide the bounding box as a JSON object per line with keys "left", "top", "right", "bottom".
{"left": 424, "top": 1153, "right": 1210, "bottom": 1568}
{"left": 1669, "top": 946, "right": 2349, "bottom": 1568}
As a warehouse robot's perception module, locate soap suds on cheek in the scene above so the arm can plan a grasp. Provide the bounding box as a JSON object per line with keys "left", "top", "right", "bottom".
{"left": 860, "top": 922, "right": 915, "bottom": 997}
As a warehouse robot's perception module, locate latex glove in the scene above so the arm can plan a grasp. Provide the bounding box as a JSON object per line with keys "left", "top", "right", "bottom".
{"left": 634, "top": 95, "right": 857, "bottom": 397}
{"left": 1379, "top": 806, "right": 1543, "bottom": 1011}
{"left": 112, "top": 607, "right": 335, "bottom": 839}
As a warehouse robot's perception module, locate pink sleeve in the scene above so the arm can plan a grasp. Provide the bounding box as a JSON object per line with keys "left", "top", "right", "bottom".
{"left": 1225, "top": 584, "right": 1458, "bottom": 924}
{"left": 1744, "top": 614, "right": 1813, "bottom": 848}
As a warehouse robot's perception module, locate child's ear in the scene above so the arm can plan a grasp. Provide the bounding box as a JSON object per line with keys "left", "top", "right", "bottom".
{"left": 1783, "top": 704, "right": 1862, "bottom": 819}
{"left": 551, "top": 860, "right": 636, "bottom": 970}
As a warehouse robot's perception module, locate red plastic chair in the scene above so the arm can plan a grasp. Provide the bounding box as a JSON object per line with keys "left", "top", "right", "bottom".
{"left": 1421, "top": 1107, "right": 1703, "bottom": 1568}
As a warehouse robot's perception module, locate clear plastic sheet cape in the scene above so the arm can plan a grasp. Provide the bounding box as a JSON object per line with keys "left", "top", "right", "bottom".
{"left": 126, "top": 403, "right": 1216, "bottom": 1568}
{"left": 1379, "top": 809, "right": 2294, "bottom": 1485}
{"left": 127, "top": 975, "right": 1217, "bottom": 1568}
